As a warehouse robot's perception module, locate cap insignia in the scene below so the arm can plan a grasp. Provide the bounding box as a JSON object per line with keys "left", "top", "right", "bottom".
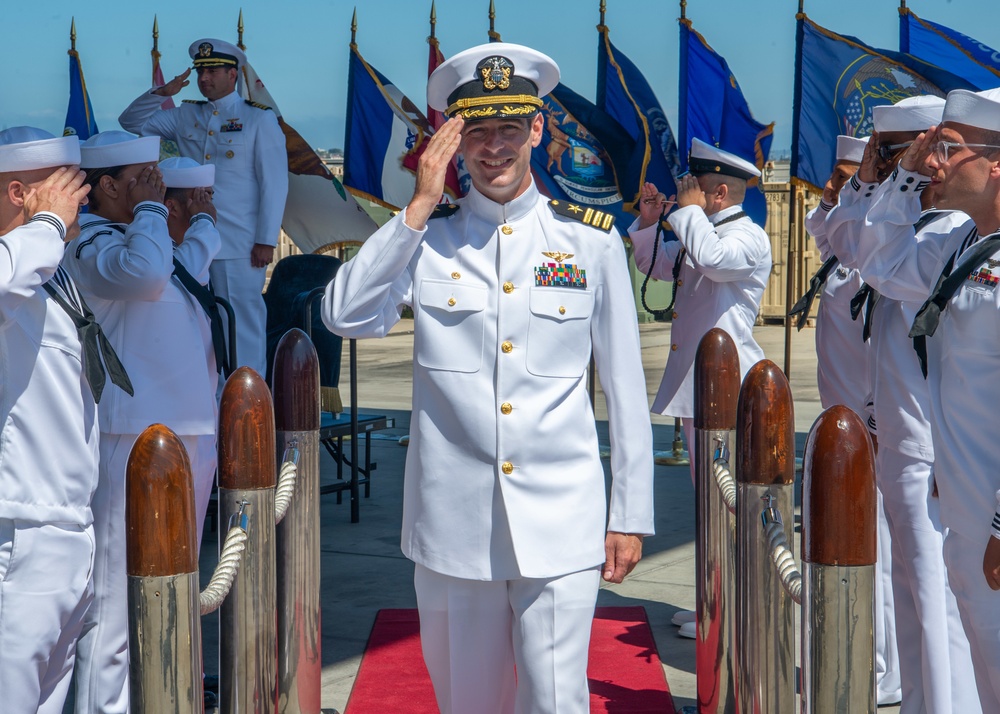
{"left": 198, "top": 42, "right": 214, "bottom": 58}
{"left": 477, "top": 56, "right": 513, "bottom": 92}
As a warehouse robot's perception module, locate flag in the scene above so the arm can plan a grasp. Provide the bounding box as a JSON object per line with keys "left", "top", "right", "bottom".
{"left": 900, "top": 7, "right": 1000, "bottom": 91}
{"left": 344, "top": 44, "right": 432, "bottom": 210}
{"left": 679, "top": 20, "right": 774, "bottom": 227}
{"left": 240, "top": 58, "right": 378, "bottom": 253}
{"left": 64, "top": 48, "right": 98, "bottom": 139}
{"left": 151, "top": 42, "right": 181, "bottom": 160}
{"left": 596, "top": 24, "right": 679, "bottom": 213}
{"left": 791, "top": 15, "right": 975, "bottom": 190}
{"left": 531, "top": 83, "right": 635, "bottom": 230}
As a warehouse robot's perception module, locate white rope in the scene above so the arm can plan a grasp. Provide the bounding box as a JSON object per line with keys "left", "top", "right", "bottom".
{"left": 199, "top": 514, "right": 249, "bottom": 615}
{"left": 274, "top": 445, "right": 300, "bottom": 525}
{"left": 713, "top": 458, "right": 737, "bottom": 514}
{"left": 763, "top": 516, "right": 802, "bottom": 605}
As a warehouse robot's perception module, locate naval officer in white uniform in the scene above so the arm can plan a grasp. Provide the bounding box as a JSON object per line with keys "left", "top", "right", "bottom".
{"left": 63, "top": 132, "right": 221, "bottom": 714}
{"left": 823, "top": 97, "right": 978, "bottom": 712}
{"left": 323, "top": 43, "right": 654, "bottom": 713}
{"left": 0, "top": 128, "right": 121, "bottom": 714}
{"left": 840, "top": 88, "right": 1000, "bottom": 711}
{"left": 119, "top": 38, "right": 288, "bottom": 377}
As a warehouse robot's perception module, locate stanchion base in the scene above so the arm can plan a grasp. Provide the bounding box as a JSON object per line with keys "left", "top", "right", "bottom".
{"left": 398, "top": 434, "right": 410, "bottom": 446}
{"left": 653, "top": 449, "right": 690, "bottom": 467}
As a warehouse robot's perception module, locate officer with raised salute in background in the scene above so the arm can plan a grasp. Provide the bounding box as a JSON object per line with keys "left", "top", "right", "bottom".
{"left": 119, "top": 37, "right": 288, "bottom": 378}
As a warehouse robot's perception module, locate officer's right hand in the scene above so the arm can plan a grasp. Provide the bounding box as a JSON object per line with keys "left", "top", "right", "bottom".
{"left": 154, "top": 68, "right": 192, "bottom": 97}
{"left": 23, "top": 167, "right": 91, "bottom": 242}
{"left": 405, "top": 116, "right": 464, "bottom": 231}
{"left": 637, "top": 182, "right": 673, "bottom": 230}
{"left": 126, "top": 166, "right": 166, "bottom": 210}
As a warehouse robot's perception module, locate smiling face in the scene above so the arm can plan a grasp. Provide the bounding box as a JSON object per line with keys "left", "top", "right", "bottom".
{"left": 459, "top": 113, "right": 544, "bottom": 204}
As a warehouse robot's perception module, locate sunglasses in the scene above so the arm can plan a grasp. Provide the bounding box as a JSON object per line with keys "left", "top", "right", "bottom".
{"left": 877, "top": 142, "right": 913, "bottom": 163}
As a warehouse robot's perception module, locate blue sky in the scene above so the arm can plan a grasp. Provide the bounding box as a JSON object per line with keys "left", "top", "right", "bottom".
{"left": 1, "top": 0, "right": 995, "bottom": 158}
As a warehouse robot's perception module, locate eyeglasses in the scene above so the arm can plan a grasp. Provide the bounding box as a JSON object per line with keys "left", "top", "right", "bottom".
{"left": 877, "top": 142, "right": 913, "bottom": 163}
{"left": 933, "top": 141, "right": 1000, "bottom": 163}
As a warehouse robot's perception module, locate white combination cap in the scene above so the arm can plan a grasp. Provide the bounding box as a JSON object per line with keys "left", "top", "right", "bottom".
{"left": 428, "top": 42, "right": 559, "bottom": 121}
{"left": 79, "top": 131, "right": 161, "bottom": 169}
{"left": 159, "top": 157, "right": 215, "bottom": 188}
{"left": 0, "top": 127, "right": 81, "bottom": 173}
{"left": 942, "top": 88, "right": 1000, "bottom": 132}
{"left": 189, "top": 38, "right": 246, "bottom": 70}
{"left": 872, "top": 95, "right": 945, "bottom": 133}
{"left": 836, "top": 135, "right": 868, "bottom": 163}
{"left": 688, "top": 138, "right": 760, "bottom": 181}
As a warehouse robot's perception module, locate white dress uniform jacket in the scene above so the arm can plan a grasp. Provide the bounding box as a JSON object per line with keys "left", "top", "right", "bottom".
{"left": 119, "top": 89, "right": 287, "bottom": 259}
{"left": 0, "top": 214, "right": 98, "bottom": 525}
{"left": 323, "top": 183, "right": 654, "bottom": 581}
{"left": 804, "top": 203, "right": 870, "bottom": 418}
{"left": 62, "top": 205, "right": 219, "bottom": 437}
{"left": 630, "top": 204, "right": 771, "bottom": 418}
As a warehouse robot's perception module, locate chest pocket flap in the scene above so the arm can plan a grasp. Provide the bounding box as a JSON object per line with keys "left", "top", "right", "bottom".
{"left": 415, "top": 279, "right": 488, "bottom": 372}
{"left": 526, "top": 288, "right": 594, "bottom": 377}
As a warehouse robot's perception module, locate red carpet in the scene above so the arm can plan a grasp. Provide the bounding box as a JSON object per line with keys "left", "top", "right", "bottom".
{"left": 345, "top": 606, "right": 675, "bottom": 713}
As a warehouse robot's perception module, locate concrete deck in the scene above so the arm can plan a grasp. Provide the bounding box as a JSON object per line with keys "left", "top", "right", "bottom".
{"left": 196, "top": 321, "right": 900, "bottom": 713}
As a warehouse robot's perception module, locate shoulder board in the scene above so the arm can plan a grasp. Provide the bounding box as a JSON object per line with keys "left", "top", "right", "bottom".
{"left": 429, "top": 203, "right": 460, "bottom": 220}
{"left": 548, "top": 200, "right": 614, "bottom": 233}
{"left": 182, "top": 99, "right": 207, "bottom": 105}
{"left": 244, "top": 99, "right": 273, "bottom": 111}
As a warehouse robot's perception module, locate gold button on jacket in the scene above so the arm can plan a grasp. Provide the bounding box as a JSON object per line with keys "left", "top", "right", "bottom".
{"left": 501, "top": 341, "right": 513, "bottom": 353}
{"left": 503, "top": 281, "right": 514, "bottom": 293}
{"left": 501, "top": 461, "right": 514, "bottom": 475}
{"left": 500, "top": 402, "right": 513, "bottom": 415}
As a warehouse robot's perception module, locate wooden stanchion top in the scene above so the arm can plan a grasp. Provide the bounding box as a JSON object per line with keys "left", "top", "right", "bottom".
{"left": 272, "top": 328, "right": 320, "bottom": 432}
{"left": 126, "top": 424, "right": 198, "bottom": 577}
{"left": 219, "top": 367, "right": 277, "bottom": 490}
{"left": 736, "top": 359, "right": 794, "bottom": 486}
{"left": 802, "top": 405, "right": 876, "bottom": 566}
{"left": 694, "top": 327, "right": 740, "bottom": 430}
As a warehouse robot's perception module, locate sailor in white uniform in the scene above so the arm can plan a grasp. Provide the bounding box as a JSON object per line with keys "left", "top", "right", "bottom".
{"left": 845, "top": 87, "right": 1000, "bottom": 711}
{"left": 0, "top": 128, "right": 122, "bottom": 714}
{"left": 160, "top": 156, "right": 224, "bottom": 550}
{"left": 119, "top": 38, "right": 288, "bottom": 377}
{"left": 62, "top": 132, "right": 220, "bottom": 714}
{"left": 323, "top": 43, "right": 654, "bottom": 714}
{"left": 793, "top": 135, "right": 871, "bottom": 417}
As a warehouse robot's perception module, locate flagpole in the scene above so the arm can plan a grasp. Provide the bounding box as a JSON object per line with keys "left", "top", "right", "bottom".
{"left": 488, "top": 0, "right": 501, "bottom": 42}
{"left": 678, "top": 1, "right": 690, "bottom": 170}
{"left": 784, "top": 0, "right": 806, "bottom": 378}
{"left": 351, "top": 7, "right": 358, "bottom": 48}
{"left": 237, "top": 8, "right": 245, "bottom": 51}
{"left": 899, "top": 0, "right": 910, "bottom": 53}
{"left": 70, "top": 17, "right": 76, "bottom": 52}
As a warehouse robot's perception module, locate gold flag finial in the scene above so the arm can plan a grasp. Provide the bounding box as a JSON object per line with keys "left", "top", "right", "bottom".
{"left": 70, "top": 17, "right": 77, "bottom": 52}
{"left": 237, "top": 9, "right": 245, "bottom": 50}
{"left": 152, "top": 15, "right": 159, "bottom": 52}
{"left": 600, "top": 0, "right": 606, "bottom": 26}
{"left": 351, "top": 7, "right": 358, "bottom": 48}
{"left": 430, "top": 0, "right": 437, "bottom": 39}
{"left": 900, "top": 0, "right": 907, "bottom": 8}
{"left": 680, "top": 0, "right": 686, "bottom": 20}
{"left": 488, "top": 0, "right": 501, "bottom": 42}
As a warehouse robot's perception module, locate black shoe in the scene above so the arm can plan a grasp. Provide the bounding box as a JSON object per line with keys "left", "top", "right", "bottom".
{"left": 204, "top": 689, "right": 219, "bottom": 712}
{"left": 203, "top": 674, "right": 219, "bottom": 694}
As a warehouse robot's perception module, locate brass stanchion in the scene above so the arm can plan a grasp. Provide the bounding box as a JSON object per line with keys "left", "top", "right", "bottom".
{"left": 654, "top": 417, "right": 690, "bottom": 466}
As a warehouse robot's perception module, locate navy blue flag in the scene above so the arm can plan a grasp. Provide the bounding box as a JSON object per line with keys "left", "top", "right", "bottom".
{"left": 792, "top": 16, "right": 975, "bottom": 190}
{"left": 64, "top": 49, "right": 98, "bottom": 139}
{"left": 679, "top": 20, "right": 774, "bottom": 227}
{"left": 531, "top": 83, "right": 635, "bottom": 231}
{"left": 596, "top": 25, "right": 679, "bottom": 213}
{"left": 344, "top": 44, "right": 431, "bottom": 210}
{"left": 900, "top": 8, "right": 1000, "bottom": 92}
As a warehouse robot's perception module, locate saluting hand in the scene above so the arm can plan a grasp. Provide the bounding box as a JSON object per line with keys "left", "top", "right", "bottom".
{"left": 676, "top": 174, "right": 707, "bottom": 211}
{"left": 901, "top": 126, "right": 939, "bottom": 176}
{"left": 23, "top": 167, "right": 90, "bottom": 242}
{"left": 404, "top": 116, "right": 464, "bottom": 231}
{"left": 154, "top": 68, "right": 192, "bottom": 97}
{"left": 856, "top": 131, "right": 880, "bottom": 185}
{"left": 188, "top": 187, "right": 217, "bottom": 222}
{"left": 126, "top": 165, "right": 166, "bottom": 210}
